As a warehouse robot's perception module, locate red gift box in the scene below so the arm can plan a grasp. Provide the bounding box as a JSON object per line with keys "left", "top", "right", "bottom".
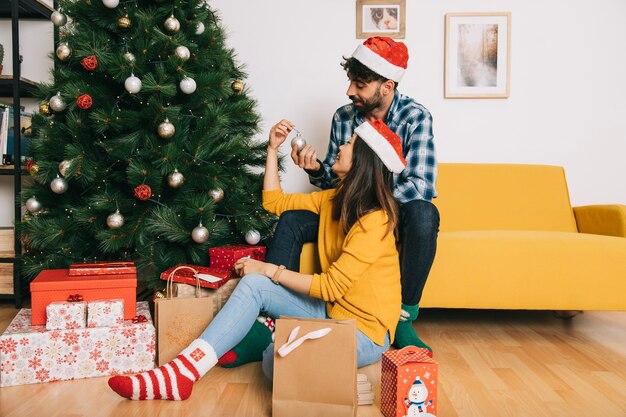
{"left": 381, "top": 347, "right": 438, "bottom": 417}
{"left": 30, "top": 269, "right": 136, "bottom": 326}
{"left": 68, "top": 261, "right": 137, "bottom": 276}
{"left": 209, "top": 245, "right": 267, "bottom": 271}
{"left": 160, "top": 264, "right": 232, "bottom": 289}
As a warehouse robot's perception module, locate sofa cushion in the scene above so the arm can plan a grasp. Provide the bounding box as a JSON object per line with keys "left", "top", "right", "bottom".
{"left": 434, "top": 164, "right": 578, "bottom": 232}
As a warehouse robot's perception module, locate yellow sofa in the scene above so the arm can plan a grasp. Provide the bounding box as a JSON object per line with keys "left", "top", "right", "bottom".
{"left": 300, "top": 163, "right": 626, "bottom": 310}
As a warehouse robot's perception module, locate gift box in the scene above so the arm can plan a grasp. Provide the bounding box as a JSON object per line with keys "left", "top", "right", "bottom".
{"left": 45, "top": 301, "right": 87, "bottom": 330}
{"left": 209, "top": 245, "right": 266, "bottom": 271}
{"left": 381, "top": 347, "right": 438, "bottom": 417}
{"left": 68, "top": 261, "right": 136, "bottom": 276}
{"left": 0, "top": 302, "right": 155, "bottom": 387}
{"left": 160, "top": 264, "right": 232, "bottom": 289}
{"left": 87, "top": 299, "right": 125, "bottom": 328}
{"left": 30, "top": 269, "right": 136, "bottom": 326}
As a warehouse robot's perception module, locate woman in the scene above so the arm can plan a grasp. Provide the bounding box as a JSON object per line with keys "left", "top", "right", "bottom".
{"left": 108, "top": 119, "right": 405, "bottom": 401}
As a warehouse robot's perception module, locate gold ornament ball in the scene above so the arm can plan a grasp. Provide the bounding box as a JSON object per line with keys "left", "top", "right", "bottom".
{"left": 157, "top": 119, "right": 175, "bottom": 139}
{"left": 56, "top": 43, "right": 72, "bottom": 61}
{"left": 39, "top": 103, "right": 52, "bottom": 116}
{"left": 118, "top": 15, "right": 132, "bottom": 29}
{"left": 29, "top": 163, "right": 40, "bottom": 176}
{"left": 231, "top": 80, "right": 244, "bottom": 93}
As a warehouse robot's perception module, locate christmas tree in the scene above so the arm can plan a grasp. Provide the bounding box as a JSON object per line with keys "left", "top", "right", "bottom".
{"left": 20, "top": 0, "right": 275, "bottom": 287}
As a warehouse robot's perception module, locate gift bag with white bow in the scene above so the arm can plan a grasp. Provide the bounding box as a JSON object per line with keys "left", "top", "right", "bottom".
{"left": 272, "top": 316, "right": 357, "bottom": 417}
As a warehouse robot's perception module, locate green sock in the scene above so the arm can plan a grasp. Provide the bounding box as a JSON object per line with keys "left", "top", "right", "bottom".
{"left": 393, "top": 304, "right": 432, "bottom": 354}
{"left": 218, "top": 315, "right": 274, "bottom": 368}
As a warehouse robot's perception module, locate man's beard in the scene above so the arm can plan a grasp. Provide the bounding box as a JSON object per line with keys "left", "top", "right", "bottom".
{"left": 350, "top": 89, "right": 384, "bottom": 115}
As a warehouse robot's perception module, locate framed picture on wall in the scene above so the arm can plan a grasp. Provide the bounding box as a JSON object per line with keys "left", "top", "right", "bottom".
{"left": 445, "top": 12, "right": 511, "bottom": 98}
{"left": 356, "top": 0, "right": 406, "bottom": 39}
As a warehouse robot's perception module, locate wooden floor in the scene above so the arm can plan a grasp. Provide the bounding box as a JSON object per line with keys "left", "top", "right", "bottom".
{"left": 1, "top": 301, "right": 625, "bottom": 417}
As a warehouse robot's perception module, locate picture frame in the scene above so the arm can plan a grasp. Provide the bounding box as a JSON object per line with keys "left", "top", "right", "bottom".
{"left": 444, "top": 12, "right": 511, "bottom": 98}
{"left": 356, "top": 0, "right": 406, "bottom": 39}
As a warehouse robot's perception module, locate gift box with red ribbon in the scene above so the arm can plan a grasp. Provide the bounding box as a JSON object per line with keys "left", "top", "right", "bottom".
{"left": 380, "top": 346, "right": 438, "bottom": 417}
{"left": 159, "top": 264, "right": 232, "bottom": 289}
{"left": 68, "top": 261, "right": 136, "bottom": 276}
{"left": 0, "top": 302, "right": 155, "bottom": 387}
{"left": 45, "top": 300, "right": 87, "bottom": 331}
{"left": 209, "top": 245, "right": 267, "bottom": 272}
{"left": 87, "top": 299, "right": 125, "bottom": 328}
{"left": 30, "top": 269, "right": 136, "bottom": 326}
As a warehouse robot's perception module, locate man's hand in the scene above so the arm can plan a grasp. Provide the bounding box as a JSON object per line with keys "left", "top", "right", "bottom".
{"left": 269, "top": 119, "right": 294, "bottom": 151}
{"left": 291, "top": 144, "right": 321, "bottom": 171}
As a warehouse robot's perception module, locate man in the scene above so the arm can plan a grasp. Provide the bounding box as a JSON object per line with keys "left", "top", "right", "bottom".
{"left": 219, "top": 37, "right": 439, "bottom": 368}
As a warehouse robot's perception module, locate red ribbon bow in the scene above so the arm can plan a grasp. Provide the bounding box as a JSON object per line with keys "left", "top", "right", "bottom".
{"left": 67, "top": 294, "right": 84, "bottom": 302}
{"left": 132, "top": 315, "right": 147, "bottom": 323}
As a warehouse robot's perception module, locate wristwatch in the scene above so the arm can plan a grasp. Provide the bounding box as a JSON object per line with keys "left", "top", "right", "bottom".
{"left": 271, "top": 265, "right": 286, "bottom": 285}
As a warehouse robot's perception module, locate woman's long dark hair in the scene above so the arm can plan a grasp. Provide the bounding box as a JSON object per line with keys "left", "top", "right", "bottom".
{"left": 331, "top": 136, "right": 399, "bottom": 237}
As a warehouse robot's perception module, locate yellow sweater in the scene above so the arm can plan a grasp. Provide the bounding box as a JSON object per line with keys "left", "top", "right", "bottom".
{"left": 263, "top": 188, "right": 401, "bottom": 345}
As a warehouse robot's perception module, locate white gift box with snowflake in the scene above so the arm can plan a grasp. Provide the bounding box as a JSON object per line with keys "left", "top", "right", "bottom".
{"left": 87, "top": 299, "right": 125, "bottom": 328}
{"left": 45, "top": 301, "right": 88, "bottom": 331}
{"left": 0, "top": 302, "right": 155, "bottom": 387}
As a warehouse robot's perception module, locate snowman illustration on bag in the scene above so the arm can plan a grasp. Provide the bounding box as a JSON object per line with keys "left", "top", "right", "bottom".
{"left": 403, "top": 377, "right": 435, "bottom": 417}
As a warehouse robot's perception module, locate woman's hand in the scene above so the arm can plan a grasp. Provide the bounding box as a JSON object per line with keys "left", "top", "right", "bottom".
{"left": 269, "top": 119, "right": 295, "bottom": 151}
{"left": 234, "top": 257, "right": 277, "bottom": 278}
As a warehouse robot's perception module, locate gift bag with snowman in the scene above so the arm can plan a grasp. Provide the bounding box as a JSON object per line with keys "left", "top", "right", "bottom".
{"left": 380, "top": 346, "right": 438, "bottom": 417}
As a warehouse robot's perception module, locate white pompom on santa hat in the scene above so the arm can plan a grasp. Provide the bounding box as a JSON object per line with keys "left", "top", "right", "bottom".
{"left": 355, "top": 120, "right": 407, "bottom": 174}
{"left": 351, "top": 36, "right": 409, "bottom": 82}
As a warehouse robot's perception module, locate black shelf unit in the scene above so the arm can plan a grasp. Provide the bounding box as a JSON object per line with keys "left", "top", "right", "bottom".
{"left": 1, "top": 0, "right": 54, "bottom": 308}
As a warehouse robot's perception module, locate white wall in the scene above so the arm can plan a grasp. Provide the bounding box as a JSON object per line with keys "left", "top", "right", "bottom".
{"left": 212, "top": 0, "right": 626, "bottom": 206}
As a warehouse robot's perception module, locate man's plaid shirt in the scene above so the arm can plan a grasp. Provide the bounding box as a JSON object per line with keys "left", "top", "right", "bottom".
{"left": 309, "top": 90, "right": 438, "bottom": 203}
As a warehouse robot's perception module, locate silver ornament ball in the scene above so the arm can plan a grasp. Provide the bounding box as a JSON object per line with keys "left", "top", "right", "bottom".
{"left": 290, "top": 135, "right": 307, "bottom": 152}
{"left": 56, "top": 43, "right": 72, "bottom": 61}
{"left": 158, "top": 119, "right": 175, "bottom": 139}
{"left": 102, "top": 0, "right": 119, "bottom": 8}
{"left": 51, "top": 11, "right": 67, "bottom": 26}
{"left": 25, "top": 197, "right": 43, "bottom": 214}
{"left": 124, "top": 52, "right": 136, "bottom": 63}
{"left": 208, "top": 187, "right": 224, "bottom": 202}
{"left": 124, "top": 74, "right": 142, "bottom": 94}
{"left": 191, "top": 223, "right": 209, "bottom": 243}
{"left": 167, "top": 169, "right": 185, "bottom": 188}
{"left": 179, "top": 77, "right": 197, "bottom": 94}
{"left": 195, "top": 22, "right": 205, "bottom": 35}
{"left": 107, "top": 210, "right": 125, "bottom": 229}
{"left": 245, "top": 229, "right": 261, "bottom": 245}
{"left": 49, "top": 93, "right": 66, "bottom": 112}
{"left": 164, "top": 15, "right": 181, "bottom": 33}
{"left": 59, "top": 160, "right": 72, "bottom": 176}
{"left": 175, "top": 46, "right": 190, "bottom": 61}
{"left": 50, "top": 176, "right": 68, "bottom": 194}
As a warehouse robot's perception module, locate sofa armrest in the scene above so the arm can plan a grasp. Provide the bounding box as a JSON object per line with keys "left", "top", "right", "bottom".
{"left": 573, "top": 205, "right": 626, "bottom": 237}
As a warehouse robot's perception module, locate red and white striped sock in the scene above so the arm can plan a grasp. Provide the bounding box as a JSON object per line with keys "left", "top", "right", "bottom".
{"left": 108, "top": 339, "right": 217, "bottom": 401}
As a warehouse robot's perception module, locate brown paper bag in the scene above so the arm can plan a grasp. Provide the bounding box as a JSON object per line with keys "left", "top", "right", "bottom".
{"left": 155, "top": 266, "right": 214, "bottom": 365}
{"left": 171, "top": 277, "right": 241, "bottom": 317}
{"left": 272, "top": 316, "right": 357, "bottom": 417}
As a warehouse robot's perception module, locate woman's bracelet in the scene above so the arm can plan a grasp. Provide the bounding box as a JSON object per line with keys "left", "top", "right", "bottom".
{"left": 271, "top": 265, "right": 286, "bottom": 285}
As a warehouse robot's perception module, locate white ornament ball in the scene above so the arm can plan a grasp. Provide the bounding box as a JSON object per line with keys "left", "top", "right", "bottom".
{"left": 191, "top": 223, "right": 209, "bottom": 243}
{"left": 102, "top": 0, "right": 119, "bottom": 8}
{"left": 158, "top": 119, "right": 175, "bottom": 139}
{"left": 208, "top": 187, "right": 224, "bottom": 202}
{"left": 195, "top": 22, "right": 205, "bottom": 35}
{"left": 175, "top": 46, "right": 190, "bottom": 61}
{"left": 107, "top": 210, "right": 125, "bottom": 229}
{"left": 59, "top": 160, "right": 72, "bottom": 176}
{"left": 49, "top": 93, "right": 66, "bottom": 112}
{"left": 167, "top": 169, "right": 185, "bottom": 188}
{"left": 245, "top": 229, "right": 261, "bottom": 245}
{"left": 25, "top": 197, "right": 43, "bottom": 213}
{"left": 164, "top": 15, "right": 181, "bottom": 33}
{"left": 179, "top": 77, "right": 197, "bottom": 94}
{"left": 56, "top": 43, "right": 72, "bottom": 61}
{"left": 290, "top": 135, "right": 307, "bottom": 152}
{"left": 51, "top": 11, "right": 67, "bottom": 26}
{"left": 124, "top": 52, "right": 136, "bottom": 63}
{"left": 124, "top": 74, "right": 142, "bottom": 94}
{"left": 50, "top": 176, "right": 68, "bottom": 194}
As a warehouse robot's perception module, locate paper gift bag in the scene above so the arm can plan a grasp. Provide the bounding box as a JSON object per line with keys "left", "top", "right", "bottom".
{"left": 272, "top": 317, "right": 357, "bottom": 417}
{"left": 155, "top": 265, "right": 214, "bottom": 365}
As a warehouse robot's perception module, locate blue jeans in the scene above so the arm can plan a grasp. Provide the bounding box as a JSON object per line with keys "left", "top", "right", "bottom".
{"left": 199, "top": 274, "right": 389, "bottom": 379}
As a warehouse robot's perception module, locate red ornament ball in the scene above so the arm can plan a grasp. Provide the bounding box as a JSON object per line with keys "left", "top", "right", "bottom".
{"left": 76, "top": 94, "right": 93, "bottom": 110}
{"left": 25, "top": 159, "right": 35, "bottom": 173}
{"left": 81, "top": 55, "right": 98, "bottom": 71}
{"left": 133, "top": 184, "right": 152, "bottom": 200}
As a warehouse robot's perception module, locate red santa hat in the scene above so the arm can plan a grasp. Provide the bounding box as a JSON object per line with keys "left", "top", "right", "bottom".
{"left": 354, "top": 120, "right": 406, "bottom": 174}
{"left": 351, "top": 36, "right": 409, "bottom": 82}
